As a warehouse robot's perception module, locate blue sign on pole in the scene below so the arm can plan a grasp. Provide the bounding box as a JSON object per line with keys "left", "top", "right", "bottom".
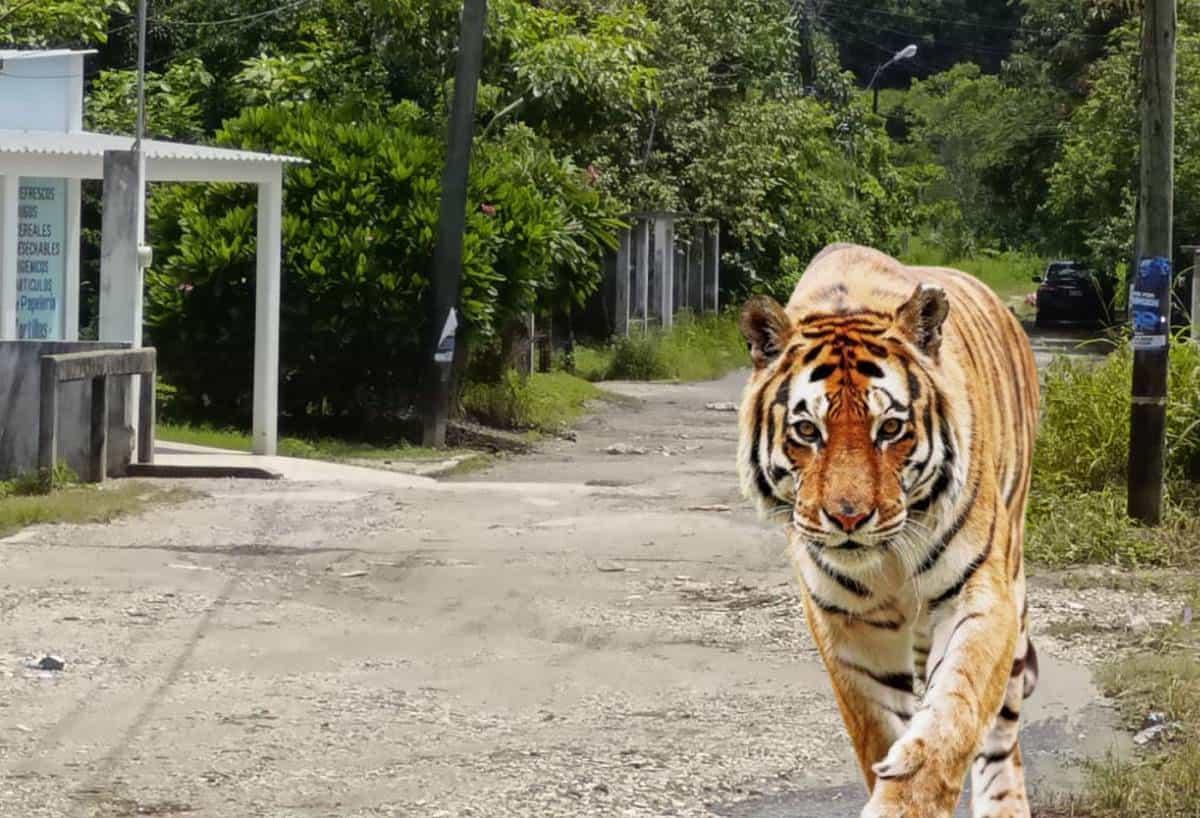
{"left": 1131, "top": 256, "right": 1171, "bottom": 350}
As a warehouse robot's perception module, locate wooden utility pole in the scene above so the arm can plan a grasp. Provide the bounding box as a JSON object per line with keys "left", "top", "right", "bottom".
{"left": 422, "top": 0, "right": 488, "bottom": 447}
{"left": 1128, "top": 0, "right": 1176, "bottom": 524}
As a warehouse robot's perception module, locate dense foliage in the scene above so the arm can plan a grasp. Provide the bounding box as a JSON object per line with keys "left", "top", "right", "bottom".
{"left": 12, "top": 0, "right": 1198, "bottom": 429}
{"left": 145, "top": 104, "right": 617, "bottom": 425}
{"left": 13, "top": 0, "right": 931, "bottom": 428}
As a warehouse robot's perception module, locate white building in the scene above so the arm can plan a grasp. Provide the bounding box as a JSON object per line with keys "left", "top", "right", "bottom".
{"left": 0, "top": 49, "right": 302, "bottom": 455}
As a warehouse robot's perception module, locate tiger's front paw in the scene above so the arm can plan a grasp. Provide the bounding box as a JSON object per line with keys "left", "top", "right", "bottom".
{"left": 861, "top": 780, "right": 958, "bottom": 818}
{"left": 862, "top": 730, "right": 960, "bottom": 818}
{"left": 872, "top": 729, "right": 929, "bottom": 781}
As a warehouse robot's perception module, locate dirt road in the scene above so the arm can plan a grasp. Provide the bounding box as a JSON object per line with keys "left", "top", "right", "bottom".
{"left": 0, "top": 371, "right": 1158, "bottom": 817}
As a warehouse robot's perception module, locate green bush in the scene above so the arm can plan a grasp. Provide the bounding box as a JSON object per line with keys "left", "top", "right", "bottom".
{"left": 608, "top": 332, "right": 670, "bottom": 381}
{"left": 582, "top": 313, "right": 746, "bottom": 382}
{"left": 146, "top": 103, "right": 622, "bottom": 428}
{"left": 461, "top": 371, "right": 602, "bottom": 431}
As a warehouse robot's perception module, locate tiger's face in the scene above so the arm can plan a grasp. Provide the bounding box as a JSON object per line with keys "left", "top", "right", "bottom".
{"left": 738, "top": 285, "right": 954, "bottom": 555}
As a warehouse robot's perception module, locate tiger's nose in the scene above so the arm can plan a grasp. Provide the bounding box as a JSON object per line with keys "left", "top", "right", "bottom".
{"left": 825, "top": 504, "right": 873, "bottom": 532}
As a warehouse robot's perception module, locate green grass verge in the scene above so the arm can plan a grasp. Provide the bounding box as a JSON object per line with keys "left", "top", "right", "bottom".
{"left": 1076, "top": 609, "right": 1200, "bottom": 817}
{"left": 1027, "top": 337, "right": 1200, "bottom": 569}
{"left": 0, "top": 481, "right": 189, "bottom": 539}
{"left": 900, "top": 236, "right": 1043, "bottom": 299}
{"left": 461, "top": 370, "right": 603, "bottom": 432}
{"left": 161, "top": 372, "right": 605, "bottom": 460}
{"left": 576, "top": 312, "right": 746, "bottom": 383}
{"left": 158, "top": 423, "right": 455, "bottom": 462}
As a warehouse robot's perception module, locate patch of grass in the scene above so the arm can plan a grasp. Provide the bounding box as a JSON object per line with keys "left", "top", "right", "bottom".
{"left": 572, "top": 344, "right": 615, "bottom": 382}
{"left": 1027, "top": 336, "right": 1200, "bottom": 568}
{"left": 901, "top": 236, "right": 1043, "bottom": 299}
{"left": 1026, "top": 483, "right": 1200, "bottom": 568}
{"left": 1084, "top": 744, "right": 1200, "bottom": 818}
{"left": 0, "top": 463, "right": 77, "bottom": 498}
{"left": 460, "top": 370, "right": 603, "bottom": 432}
{"left": 1078, "top": 614, "right": 1200, "bottom": 818}
{"left": 0, "top": 482, "right": 188, "bottom": 538}
{"left": 158, "top": 423, "right": 254, "bottom": 452}
{"left": 577, "top": 312, "right": 747, "bottom": 383}
{"left": 158, "top": 424, "right": 457, "bottom": 462}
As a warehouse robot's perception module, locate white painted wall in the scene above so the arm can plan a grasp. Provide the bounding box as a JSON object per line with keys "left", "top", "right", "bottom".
{"left": 0, "top": 53, "right": 85, "bottom": 133}
{"left": 0, "top": 52, "right": 87, "bottom": 340}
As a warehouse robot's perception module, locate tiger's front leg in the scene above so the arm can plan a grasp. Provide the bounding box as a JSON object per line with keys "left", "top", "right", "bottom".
{"left": 800, "top": 593, "right": 917, "bottom": 794}
{"left": 863, "top": 525, "right": 1019, "bottom": 818}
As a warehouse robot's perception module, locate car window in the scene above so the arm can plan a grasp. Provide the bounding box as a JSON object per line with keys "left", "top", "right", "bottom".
{"left": 1046, "top": 265, "right": 1095, "bottom": 285}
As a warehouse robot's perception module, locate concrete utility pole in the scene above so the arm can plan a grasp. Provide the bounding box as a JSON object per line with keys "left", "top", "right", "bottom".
{"left": 1128, "top": 0, "right": 1176, "bottom": 525}
{"left": 421, "top": 0, "right": 488, "bottom": 447}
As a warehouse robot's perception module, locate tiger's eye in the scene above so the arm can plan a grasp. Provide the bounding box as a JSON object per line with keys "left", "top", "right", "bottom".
{"left": 796, "top": 420, "right": 820, "bottom": 441}
{"left": 879, "top": 418, "right": 903, "bottom": 439}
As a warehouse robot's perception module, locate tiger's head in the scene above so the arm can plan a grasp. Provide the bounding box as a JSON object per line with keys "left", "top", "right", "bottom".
{"left": 737, "top": 284, "right": 958, "bottom": 555}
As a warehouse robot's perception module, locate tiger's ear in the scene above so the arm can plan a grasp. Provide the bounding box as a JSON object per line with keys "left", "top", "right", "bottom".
{"left": 740, "top": 295, "right": 792, "bottom": 369}
{"left": 896, "top": 284, "right": 949, "bottom": 357}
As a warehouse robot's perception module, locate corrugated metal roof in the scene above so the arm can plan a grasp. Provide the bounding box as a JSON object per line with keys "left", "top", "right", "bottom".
{"left": 0, "top": 129, "right": 305, "bottom": 164}
{"left": 0, "top": 50, "right": 97, "bottom": 61}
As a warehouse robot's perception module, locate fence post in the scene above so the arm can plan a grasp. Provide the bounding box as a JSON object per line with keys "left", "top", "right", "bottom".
{"left": 633, "top": 220, "right": 649, "bottom": 331}
{"left": 614, "top": 228, "right": 631, "bottom": 337}
{"left": 38, "top": 359, "right": 58, "bottom": 476}
{"left": 704, "top": 223, "right": 720, "bottom": 313}
{"left": 139, "top": 357, "right": 156, "bottom": 464}
{"left": 690, "top": 223, "right": 705, "bottom": 312}
{"left": 90, "top": 376, "right": 109, "bottom": 483}
{"left": 655, "top": 216, "right": 675, "bottom": 329}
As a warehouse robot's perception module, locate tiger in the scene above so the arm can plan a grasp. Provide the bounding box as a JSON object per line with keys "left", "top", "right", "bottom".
{"left": 737, "top": 244, "right": 1039, "bottom": 818}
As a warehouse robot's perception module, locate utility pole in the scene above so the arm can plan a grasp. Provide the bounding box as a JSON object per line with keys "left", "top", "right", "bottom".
{"left": 421, "top": 0, "right": 488, "bottom": 447}
{"left": 1128, "top": 0, "right": 1176, "bottom": 524}
{"left": 134, "top": 0, "right": 147, "bottom": 249}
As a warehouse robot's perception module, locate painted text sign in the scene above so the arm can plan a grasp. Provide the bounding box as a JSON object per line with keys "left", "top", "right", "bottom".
{"left": 16, "top": 177, "right": 65, "bottom": 340}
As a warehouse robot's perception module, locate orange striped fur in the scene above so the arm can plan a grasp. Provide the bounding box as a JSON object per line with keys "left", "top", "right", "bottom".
{"left": 738, "top": 245, "right": 1039, "bottom": 818}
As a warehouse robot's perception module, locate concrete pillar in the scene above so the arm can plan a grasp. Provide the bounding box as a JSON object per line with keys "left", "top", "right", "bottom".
{"left": 99, "top": 151, "right": 142, "bottom": 467}
{"left": 690, "top": 223, "right": 705, "bottom": 312}
{"left": 674, "top": 245, "right": 686, "bottom": 313}
{"left": 253, "top": 169, "right": 283, "bottom": 456}
{"left": 99, "top": 151, "right": 141, "bottom": 345}
{"left": 633, "top": 219, "right": 649, "bottom": 329}
{"left": 64, "top": 178, "right": 82, "bottom": 340}
{"left": 613, "top": 227, "right": 631, "bottom": 337}
{"left": 704, "top": 223, "right": 720, "bottom": 313}
{"left": 654, "top": 216, "right": 675, "bottom": 329}
{"left": 0, "top": 175, "right": 17, "bottom": 339}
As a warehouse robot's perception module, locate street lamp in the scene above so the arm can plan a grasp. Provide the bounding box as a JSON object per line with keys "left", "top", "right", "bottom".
{"left": 868, "top": 44, "right": 918, "bottom": 114}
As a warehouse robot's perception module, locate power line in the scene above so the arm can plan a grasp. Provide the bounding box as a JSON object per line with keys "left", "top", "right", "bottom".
{"left": 153, "top": 0, "right": 317, "bottom": 28}
{"left": 107, "top": 0, "right": 318, "bottom": 37}
{"left": 826, "top": 0, "right": 1112, "bottom": 41}
{"left": 820, "top": 11, "right": 1021, "bottom": 58}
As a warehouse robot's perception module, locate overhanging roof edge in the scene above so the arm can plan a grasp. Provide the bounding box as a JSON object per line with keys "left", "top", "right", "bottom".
{"left": 0, "top": 129, "right": 307, "bottom": 167}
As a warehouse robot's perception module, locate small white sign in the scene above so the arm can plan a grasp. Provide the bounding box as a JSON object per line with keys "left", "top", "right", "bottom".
{"left": 433, "top": 307, "right": 458, "bottom": 363}
{"left": 1132, "top": 334, "right": 1167, "bottom": 350}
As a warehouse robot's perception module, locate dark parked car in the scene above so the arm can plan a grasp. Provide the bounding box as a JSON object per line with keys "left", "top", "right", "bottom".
{"left": 1032, "top": 261, "right": 1111, "bottom": 327}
